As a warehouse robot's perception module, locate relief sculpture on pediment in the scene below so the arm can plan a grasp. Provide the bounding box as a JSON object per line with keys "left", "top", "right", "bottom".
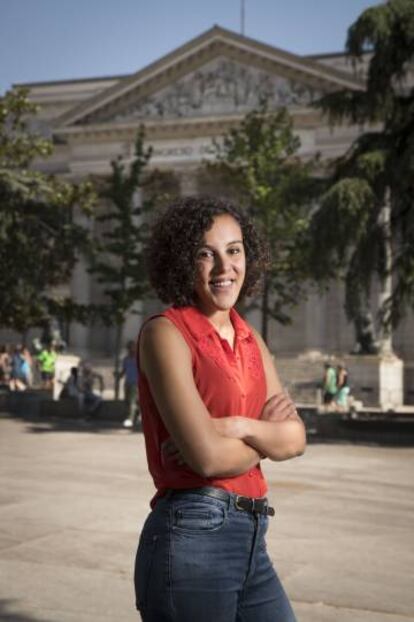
{"left": 109, "top": 58, "right": 320, "bottom": 123}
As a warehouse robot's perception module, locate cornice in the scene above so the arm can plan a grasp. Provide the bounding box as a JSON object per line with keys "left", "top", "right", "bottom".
{"left": 212, "top": 28, "right": 363, "bottom": 88}
{"left": 54, "top": 108, "right": 323, "bottom": 144}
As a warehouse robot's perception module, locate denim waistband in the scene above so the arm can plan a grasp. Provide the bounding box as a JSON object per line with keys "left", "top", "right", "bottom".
{"left": 165, "top": 486, "right": 275, "bottom": 517}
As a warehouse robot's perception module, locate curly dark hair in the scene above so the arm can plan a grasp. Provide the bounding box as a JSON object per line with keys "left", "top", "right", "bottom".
{"left": 147, "top": 195, "right": 269, "bottom": 306}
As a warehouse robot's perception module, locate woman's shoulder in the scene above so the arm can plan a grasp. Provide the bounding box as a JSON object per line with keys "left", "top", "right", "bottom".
{"left": 140, "top": 314, "right": 178, "bottom": 341}
{"left": 139, "top": 313, "right": 192, "bottom": 376}
{"left": 141, "top": 306, "right": 198, "bottom": 341}
{"left": 140, "top": 313, "right": 189, "bottom": 353}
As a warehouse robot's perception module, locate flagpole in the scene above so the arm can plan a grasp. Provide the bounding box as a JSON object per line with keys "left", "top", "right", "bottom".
{"left": 241, "top": 0, "right": 245, "bottom": 35}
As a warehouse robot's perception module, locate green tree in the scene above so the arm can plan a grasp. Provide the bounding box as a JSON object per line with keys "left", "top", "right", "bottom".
{"left": 0, "top": 88, "right": 95, "bottom": 338}
{"left": 308, "top": 0, "right": 414, "bottom": 350}
{"left": 89, "top": 128, "right": 152, "bottom": 397}
{"left": 208, "top": 102, "right": 316, "bottom": 342}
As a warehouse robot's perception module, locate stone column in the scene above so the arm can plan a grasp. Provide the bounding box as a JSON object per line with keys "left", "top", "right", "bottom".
{"left": 69, "top": 206, "right": 92, "bottom": 358}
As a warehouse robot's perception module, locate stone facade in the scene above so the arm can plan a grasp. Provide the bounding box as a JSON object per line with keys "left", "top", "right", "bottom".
{"left": 9, "top": 26, "right": 414, "bottom": 392}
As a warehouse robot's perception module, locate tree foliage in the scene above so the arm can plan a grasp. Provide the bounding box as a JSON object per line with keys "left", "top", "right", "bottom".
{"left": 0, "top": 88, "right": 95, "bottom": 335}
{"left": 88, "top": 127, "right": 152, "bottom": 395}
{"left": 309, "top": 0, "right": 414, "bottom": 330}
{"left": 207, "top": 102, "right": 317, "bottom": 342}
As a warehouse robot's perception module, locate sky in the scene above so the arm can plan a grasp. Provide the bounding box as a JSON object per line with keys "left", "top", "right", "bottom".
{"left": 0, "top": 0, "right": 380, "bottom": 95}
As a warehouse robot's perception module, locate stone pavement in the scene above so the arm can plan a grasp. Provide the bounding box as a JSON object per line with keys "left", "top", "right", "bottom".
{"left": 0, "top": 412, "right": 413, "bottom": 622}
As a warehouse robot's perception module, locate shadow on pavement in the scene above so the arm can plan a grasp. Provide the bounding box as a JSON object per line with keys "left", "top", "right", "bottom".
{"left": 0, "top": 599, "right": 52, "bottom": 622}
{"left": 1, "top": 388, "right": 142, "bottom": 434}
{"left": 1, "top": 410, "right": 142, "bottom": 435}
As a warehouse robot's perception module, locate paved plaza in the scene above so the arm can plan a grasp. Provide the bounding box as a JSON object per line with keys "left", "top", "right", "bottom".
{"left": 0, "top": 412, "right": 413, "bottom": 622}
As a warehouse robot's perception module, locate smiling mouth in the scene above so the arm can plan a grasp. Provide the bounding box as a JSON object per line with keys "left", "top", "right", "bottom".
{"left": 209, "top": 279, "right": 235, "bottom": 289}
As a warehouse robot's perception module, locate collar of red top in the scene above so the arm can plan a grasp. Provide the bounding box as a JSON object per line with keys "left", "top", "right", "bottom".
{"left": 175, "top": 306, "right": 253, "bottom": 343}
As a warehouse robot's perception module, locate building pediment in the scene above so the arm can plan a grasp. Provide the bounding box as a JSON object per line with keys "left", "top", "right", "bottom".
{"left": 56, "top": 26, "right": 363, "bottom": 130}
{"left": 85, "top": 57, "right": 323, "bottom": 124}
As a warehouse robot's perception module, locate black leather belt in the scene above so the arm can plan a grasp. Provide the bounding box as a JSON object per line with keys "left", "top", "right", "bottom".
{"left": 234, "top": 495, "right": 275, "bottom": 516}
{"left": 167, "top": 486, "right": 275, "bottom": 517}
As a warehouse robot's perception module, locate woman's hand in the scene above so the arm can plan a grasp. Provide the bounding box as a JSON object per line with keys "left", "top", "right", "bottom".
{"left": 211, "top": 416, "right": 247, "bottom": 439}
{"left": 161, "top": 437, "right": 186, "bottom": 468}
{"left": 261, "top": 392, "right": 298, "bottom": 422}
{"left": 211, "top": 391, "right": 300, "bottom": 438}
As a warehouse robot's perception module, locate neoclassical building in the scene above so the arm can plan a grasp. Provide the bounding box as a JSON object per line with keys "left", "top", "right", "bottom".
{"left": 15, "top": 26, "right": 414, "bottom": 399}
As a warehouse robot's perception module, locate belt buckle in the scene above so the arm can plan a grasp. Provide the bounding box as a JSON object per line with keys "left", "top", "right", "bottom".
{"left": 235, "top": 495, "right": 249, "bottom": 512}
{"left": 235, "top": 495, "right": 261, "bottom": 514}
{"left": 235, "top": 495, "right": 243, "bottom": 511}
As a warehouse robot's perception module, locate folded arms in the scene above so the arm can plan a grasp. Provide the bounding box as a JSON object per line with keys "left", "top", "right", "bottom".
{"left": 140, "top": 318, "right": 306, "bottom": 479}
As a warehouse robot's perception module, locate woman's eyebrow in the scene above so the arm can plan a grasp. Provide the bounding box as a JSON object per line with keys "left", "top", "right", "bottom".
{"left": 198, "top": 239, "right": 243, "bottom": 249}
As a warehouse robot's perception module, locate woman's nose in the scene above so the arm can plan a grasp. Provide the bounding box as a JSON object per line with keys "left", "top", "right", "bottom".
{"left": 213, "top": 253, "right": 230, "bottom": 273}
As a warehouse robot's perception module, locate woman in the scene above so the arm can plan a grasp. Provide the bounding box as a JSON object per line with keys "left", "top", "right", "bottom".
{"left": 335, "top": 364, "right": 350, "bottom": 411}
{"left": 10, "top": 345, "right": 31, "bottom": 390}
{"left": 135, "top": 196, "right": 306, "bottom": 622}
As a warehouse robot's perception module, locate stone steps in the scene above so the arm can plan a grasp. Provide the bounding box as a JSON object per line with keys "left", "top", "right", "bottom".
{"left": 276, "top": 357, "right": 323, "bottom": 402}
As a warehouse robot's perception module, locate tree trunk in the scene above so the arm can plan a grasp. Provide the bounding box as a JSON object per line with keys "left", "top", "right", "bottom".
{"left": 378, "top": 188, "right": 393, "bottom": 355}
{"left": 114, "top": 322, "right": 124, "bottom": 399}
{"left": 261, "top": 275, "right": 269, "bottom": 344}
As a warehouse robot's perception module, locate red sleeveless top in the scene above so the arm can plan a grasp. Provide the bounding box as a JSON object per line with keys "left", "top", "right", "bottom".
{"left": 138, "top": 305, "right": 268, "bottom": 505}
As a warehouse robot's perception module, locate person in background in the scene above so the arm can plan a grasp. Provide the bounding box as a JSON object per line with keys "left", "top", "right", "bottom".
{"left": 22, "top": 346, "right": 33, "bottom": 387}
{"left": 0, "top": 345, "right": 11, "bottom": 387}
{"left": 134, "top": 196, "right": 305, "bottom": 621}
{"left": 79, "top": 362, "right": 104, "bottom": 415}
{"left": 10, "top": 345, "right": 31, "bottom": 390}
{"left": 59, "top": 366, "right": 84, "bottom": 410}
{"left": 37, "top": 342, "right": 57, "bottom": 390}
{"left": 335, "top": 364, "right": 350, "bottom": 411}
{"left": 119, "top": 340, "right": 139, "bottom": 429}
{"left": 322, "top": 361, "right": 337, "bottom": 408}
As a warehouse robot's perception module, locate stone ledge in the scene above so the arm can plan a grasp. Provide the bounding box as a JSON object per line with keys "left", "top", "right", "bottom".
{"left": 3, "top": 390, "right": 127, "bottom": 421}
{"left": 3, "top": 390, "right": 414, "bottom": 443}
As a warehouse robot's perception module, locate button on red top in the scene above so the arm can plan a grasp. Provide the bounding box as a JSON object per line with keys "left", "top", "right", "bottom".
{"left": 138, "top": 306, "right": 268, "bottom": 505}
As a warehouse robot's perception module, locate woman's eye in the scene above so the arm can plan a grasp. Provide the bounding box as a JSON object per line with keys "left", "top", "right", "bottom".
{"left": 228, "top": 247, "right": 241, "bottom": 255}
{"left": 197, "top": 250, "right": 213, "bottom": 259}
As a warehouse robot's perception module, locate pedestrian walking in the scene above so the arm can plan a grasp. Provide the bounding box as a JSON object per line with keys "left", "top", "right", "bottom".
{"left": 134, "top": 196, "right": 306, "bottom": 621}
{"left": 335, "top": 364, "right": 350, "bottom": 411}
{"left": 322, "top": 361, "right": 337, "bottom": 407}
{"left": 119, "top": 340, "right": 139, "bottom": 429}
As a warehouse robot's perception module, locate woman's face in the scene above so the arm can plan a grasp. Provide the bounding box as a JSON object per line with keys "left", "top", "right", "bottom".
{"left": 194, "top": 214, "right": 246, "bottom": 315}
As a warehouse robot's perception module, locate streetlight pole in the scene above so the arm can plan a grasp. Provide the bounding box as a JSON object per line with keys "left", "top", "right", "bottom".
{"left": 241, "top": 0, "right": 245, "bottom": 35}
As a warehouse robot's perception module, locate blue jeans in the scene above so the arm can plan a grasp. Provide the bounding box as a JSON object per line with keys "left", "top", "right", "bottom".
{"left": 134, "top": 490, "right": 297, "bottom": 621}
